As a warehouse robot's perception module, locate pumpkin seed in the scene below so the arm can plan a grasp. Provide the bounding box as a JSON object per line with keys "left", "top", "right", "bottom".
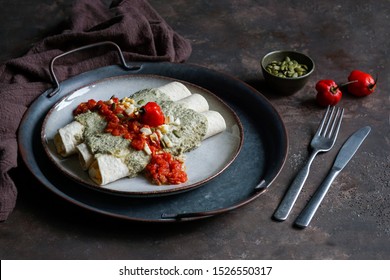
{"left": 173, "top": 129, "right": 182, "bottom": 138}
{"left": 265, "top": 56, "right": 308, "bottom": 78}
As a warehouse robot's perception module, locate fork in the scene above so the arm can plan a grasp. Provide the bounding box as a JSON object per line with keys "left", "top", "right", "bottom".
{"left": 273, "top": 106, "right": 344, "bottom": 221}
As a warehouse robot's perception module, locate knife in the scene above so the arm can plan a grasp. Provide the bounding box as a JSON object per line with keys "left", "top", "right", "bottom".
{"left": 294, "top": 126, "right": 371, "bottom": 228}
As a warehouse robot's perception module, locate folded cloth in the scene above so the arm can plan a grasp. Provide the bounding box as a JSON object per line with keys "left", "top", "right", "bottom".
{"left": 0, "top": 0, "right": 192, "bottom": 221}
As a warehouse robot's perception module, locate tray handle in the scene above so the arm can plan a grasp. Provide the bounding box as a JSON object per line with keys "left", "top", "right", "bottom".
{"left": 47, "top": 41, "right": 140, "bottom": 97}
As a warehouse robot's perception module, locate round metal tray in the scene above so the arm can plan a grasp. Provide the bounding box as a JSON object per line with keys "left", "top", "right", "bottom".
{"left": 18, "top": 59, "right": 288, "bottom": 222}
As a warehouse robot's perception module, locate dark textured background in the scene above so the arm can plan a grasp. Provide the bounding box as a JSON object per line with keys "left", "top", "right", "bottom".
{"left": 1, "top": 0, "right": 389, "bottom": 259}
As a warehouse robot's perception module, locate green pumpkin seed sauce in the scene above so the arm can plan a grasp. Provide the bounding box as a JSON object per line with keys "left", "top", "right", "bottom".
{"left": 74, "top": 88, "right": 208, "bottom": 178}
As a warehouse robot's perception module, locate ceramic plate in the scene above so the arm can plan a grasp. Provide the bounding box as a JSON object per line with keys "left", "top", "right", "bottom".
{"left": 41, "top": 75, "right": 243, "bottom": 196}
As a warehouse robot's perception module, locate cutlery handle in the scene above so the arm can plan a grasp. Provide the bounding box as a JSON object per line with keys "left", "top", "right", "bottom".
{"left": 294, "top": 169, "right": 340, "bottom": 228}
{"left": 273, "top": 151, "right": 318, "bottom": 221}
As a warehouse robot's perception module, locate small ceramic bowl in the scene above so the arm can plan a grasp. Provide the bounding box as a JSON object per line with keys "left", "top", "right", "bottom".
{"left": 261, "top": 50, "right": 315, "bottom": 95}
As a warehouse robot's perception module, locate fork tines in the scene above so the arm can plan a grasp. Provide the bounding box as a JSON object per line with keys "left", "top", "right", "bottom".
{"left": 318, "top": 106, "right": 344, "bottom": 138}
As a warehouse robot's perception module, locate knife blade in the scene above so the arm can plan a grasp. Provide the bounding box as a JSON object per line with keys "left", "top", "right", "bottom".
{"left": 294, "top": 126, "right": 371, "bottom": 228}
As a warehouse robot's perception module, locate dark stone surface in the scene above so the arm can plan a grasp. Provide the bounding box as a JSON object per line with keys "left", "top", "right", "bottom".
{"left": 1, "top": 0, "right": 389, "bottom": 259}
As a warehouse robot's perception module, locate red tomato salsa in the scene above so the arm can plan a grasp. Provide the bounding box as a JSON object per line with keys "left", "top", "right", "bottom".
{"left": 73, "top": 97, "right": 188, "bottom": 185}
{"left": 74, "top": 98, "right": 160, "bottom": 150}
{"left": 145, "top": 152, "right": 187, "bottom": 185}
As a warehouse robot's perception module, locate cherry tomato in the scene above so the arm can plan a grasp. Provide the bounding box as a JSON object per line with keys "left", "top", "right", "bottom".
{"left": 347, "top": 70, "right": 377, "bottom": 97}
{"left": 315, "top": 79, "right": 342, "bottom": 106}
{"left": 140, "top": 102, "right": 165, "bottom": 127}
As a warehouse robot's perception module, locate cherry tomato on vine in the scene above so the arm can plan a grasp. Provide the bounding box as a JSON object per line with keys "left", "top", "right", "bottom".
{"left": 315, "top": 79, "right": 342, "bottom": 107}
{"left": 347, "top": 70, "right": 377, "bottom": 97}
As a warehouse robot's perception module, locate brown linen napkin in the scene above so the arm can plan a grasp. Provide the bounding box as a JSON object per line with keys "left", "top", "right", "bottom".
{"left": 0, "top": 0, "right": 192, "bottom": 221}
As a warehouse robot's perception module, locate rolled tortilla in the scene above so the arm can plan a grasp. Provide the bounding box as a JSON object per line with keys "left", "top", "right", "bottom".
{"left": 55, "top": 82, "right": 191, "bottom": 158}
{"left": 60, "top": 82, "right": 223, "bottom": 186}
{"left": 88, "top": 110, "right": 226, "bottom": 185}
{"left": 201, "top": 110, "right": 227, "bottom": 140}
{"left": 156, "top": 82, "right": 192, "bottom": 101}
{"left": 88, "top": 154, "right": 130, "bottom": 185}
{"left": 76, "top": 143, "right": 94, "bottom": 170}
{"left": 54, "top": 121, "right": 84, "bottom": 157}
{"left": 176, "top": 93, "right": 209, "bottom": 113}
